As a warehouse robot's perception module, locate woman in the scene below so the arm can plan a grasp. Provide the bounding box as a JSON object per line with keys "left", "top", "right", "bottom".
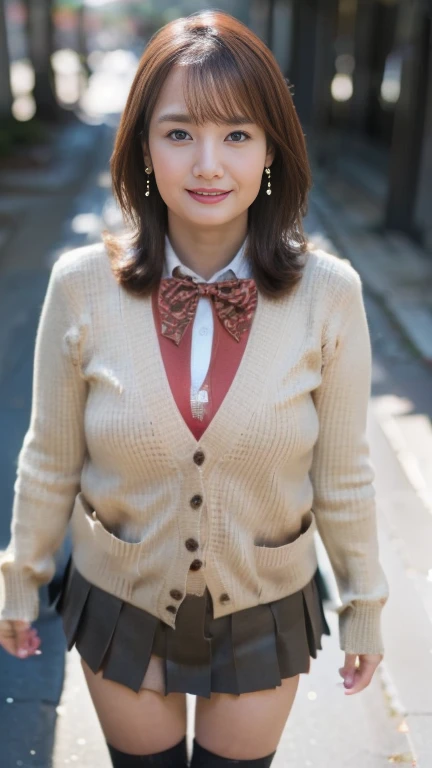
{"left": 0, "top": 10, "right": 389, "bottom": 768}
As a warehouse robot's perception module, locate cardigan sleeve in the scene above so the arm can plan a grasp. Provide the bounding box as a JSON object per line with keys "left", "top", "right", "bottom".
{"left": 0, "top": 259, "right": 88, "bottom": 622}
{"left": 309, "top": 265, "right": 389, "bottom": 655}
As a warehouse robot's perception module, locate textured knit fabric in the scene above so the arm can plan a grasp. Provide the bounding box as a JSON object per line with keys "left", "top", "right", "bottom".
{"left": 107, "top": 737, "right": 188, "bottom": 767}
{"left": 0, "top": 241, "right": 390, "bottom": 654}
{"left": 145, "top": 234, "right": 251, "bottom": 593}
{"left": 150, "top": 288, "right": 251, "bottom": 595}
{"left": 190, "top": 739, "right": 276, "bottom": 767}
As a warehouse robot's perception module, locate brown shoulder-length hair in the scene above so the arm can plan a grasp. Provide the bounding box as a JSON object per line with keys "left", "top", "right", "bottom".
{"left": 103, "top": 10, "right": 313, "bottom": 299}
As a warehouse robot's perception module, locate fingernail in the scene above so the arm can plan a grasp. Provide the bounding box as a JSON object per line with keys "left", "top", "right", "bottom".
{"left": 18, "top": 649, "right": 28, "bottom": 658}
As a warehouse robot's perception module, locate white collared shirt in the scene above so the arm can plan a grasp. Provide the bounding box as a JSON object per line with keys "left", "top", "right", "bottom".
{"left": 163, "top": 234, "right": 251, "bottom": 393}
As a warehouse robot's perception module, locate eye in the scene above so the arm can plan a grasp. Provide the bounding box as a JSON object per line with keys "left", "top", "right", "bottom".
{"left": 166, "top": 130, "right": 191, "bottom": 142}
{"left": 226, "top": 131, "right": 250, "bottom": 142}
{"left": 165, "top": 130, "right": 251, "bottom": 143}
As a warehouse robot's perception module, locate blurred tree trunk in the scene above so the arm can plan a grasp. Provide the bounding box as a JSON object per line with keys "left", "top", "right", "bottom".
{"left": 386, "top": 1, "right": 430, "bottom": 237}
{"left": 0, "top": 0, "right": 13, "bottom": 119}
{"left": 266, "top": 0, "right": 275, "bottom": 49}
{"left": 77, "top": 4, "right": 91, "bottom": 78}
{"left": 24, "top": 0, "right": 59, "bottom": 120}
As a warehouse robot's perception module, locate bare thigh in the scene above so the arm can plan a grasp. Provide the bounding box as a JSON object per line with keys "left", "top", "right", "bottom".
{"left": 195, "top": 674, "right": 300, "bottom": 760}
{"left": 80, "top": 657, "right": 187, "bottom": 754}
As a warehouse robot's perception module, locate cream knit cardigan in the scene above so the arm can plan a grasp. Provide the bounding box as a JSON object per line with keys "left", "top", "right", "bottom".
{"left": 0, "top": 242, "right": 389, "bottom": 654}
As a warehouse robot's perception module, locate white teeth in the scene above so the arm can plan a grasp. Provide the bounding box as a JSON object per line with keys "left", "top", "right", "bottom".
{"left": 193, "top": 191, "right": 226, "bottom": 196}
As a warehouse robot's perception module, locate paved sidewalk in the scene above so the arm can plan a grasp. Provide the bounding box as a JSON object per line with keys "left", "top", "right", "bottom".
{"left": 306, "top": 169, "right": 432, "bottom": 542}
{"left": 305, "top": 174, "right": 432, "bottom": 767}
{"left": 0, "top": 117, "right": 113, "bottom": 768}
{"left": 307, "top": 168, "right": 432, "bottom": 365}
{"left": 0, "top": 118, "right": 106, "bottom": 260}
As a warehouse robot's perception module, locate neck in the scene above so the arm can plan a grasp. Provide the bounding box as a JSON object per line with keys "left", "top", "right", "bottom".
{"left": 167, "top": 213, "right": 248, "bottom": 280}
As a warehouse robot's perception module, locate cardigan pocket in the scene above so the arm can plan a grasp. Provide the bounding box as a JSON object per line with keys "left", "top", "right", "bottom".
{"left": 70, "top": 491, "right": 143, "bottom": 574}
{"left": 253, "top": 509, "right": 318, "bottom": 602}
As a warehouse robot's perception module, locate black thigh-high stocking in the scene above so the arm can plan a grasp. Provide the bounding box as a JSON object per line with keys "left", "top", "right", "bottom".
{"left": 107, "top": 736, "right": 188, "bottom": 767}
{"left": 190, "top": 739, "right": 276, "bottom": 767}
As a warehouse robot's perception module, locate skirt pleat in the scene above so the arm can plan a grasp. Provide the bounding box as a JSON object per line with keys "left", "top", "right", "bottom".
{"left": 205, "top": 612, "right": 239, "bottom": 695}
{"left": 54, "top": 557, "right": 331, "bottom": 698}
{"left": 101, "top": 601, "right": 159, "bottom": 692}
{"left": 75, "top": 586, "right": 123, "bottom": 674}
{"left": 163, "top": 593, "right": 212, "bottom": 697}
{"left": 303, "top": 576, "right": 326, "bottom": 654}
{"left": 231, "top": 603, "right": 282, "bottom": 693}
{"left": 58, "top": 563, "right": 91, "bottom": 651}
{"left": 269, "top": 590, "right": 311, "bottom": 678}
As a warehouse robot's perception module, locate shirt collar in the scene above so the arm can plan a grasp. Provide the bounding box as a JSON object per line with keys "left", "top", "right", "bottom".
{"left": 163, "top": 233, "right": 251, "bottom": 282}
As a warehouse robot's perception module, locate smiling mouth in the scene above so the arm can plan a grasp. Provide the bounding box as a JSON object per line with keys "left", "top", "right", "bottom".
{"left": 187, "top": 190, "right": 231, "bottom": 196}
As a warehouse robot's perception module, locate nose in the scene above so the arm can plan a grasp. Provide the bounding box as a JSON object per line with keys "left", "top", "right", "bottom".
{"left": 192, "top": 139, "right": 224, "bottom": 179}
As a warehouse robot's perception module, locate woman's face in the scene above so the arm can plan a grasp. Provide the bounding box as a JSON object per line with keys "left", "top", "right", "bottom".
{"left": 143, "top": 66, "right": 274, "bottom": 230}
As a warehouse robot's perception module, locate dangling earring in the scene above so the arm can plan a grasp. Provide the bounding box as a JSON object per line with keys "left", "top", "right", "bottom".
{"left": 145, "top": 166, "right": 152, "bottom": 197}
{"left": 264, "top": 166, "right": 271, "bottom": 196}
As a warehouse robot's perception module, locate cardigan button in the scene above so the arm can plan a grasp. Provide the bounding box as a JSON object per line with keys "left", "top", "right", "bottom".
{"left": 219, "top": 593, "right": 230, "bottom": 604}
{"left": 169, "top": 589, "right": 183, "bottom": 601}
{"left": 185, "top": 538, "right": 199, "bottom": 552}
{"left": 190, "top": 559, "right": 203, "bottom": 571}
{"left": 193, "top": 449, "right": 205, "bottom": 466}
{"left": 190, "top": 494, "right": 203, "bottom": 509}
{"left": 166, "top": 605, "right": 177, "bottom": 614}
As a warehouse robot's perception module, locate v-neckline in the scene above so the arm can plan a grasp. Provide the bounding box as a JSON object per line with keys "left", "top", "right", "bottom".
{"left": 148, "top": 288, "right": 267, "bottom": 448}
{"left": 120, "top": 281, "right": 299, "bottom": 465}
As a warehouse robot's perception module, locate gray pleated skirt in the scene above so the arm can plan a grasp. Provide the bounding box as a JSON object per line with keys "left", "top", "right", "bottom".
{"left": 54, "top": 557, "right": 331, "bottom": 698}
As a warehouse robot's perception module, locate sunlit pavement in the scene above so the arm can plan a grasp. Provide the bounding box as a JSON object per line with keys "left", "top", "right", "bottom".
{"left": 0, "top": 45, "right": 132, "bottom": 767}
{"left": 0, "top": 118, "right": 115, "bottom": 768}
{"left": 1, "top": 80, "right": 432, "bottom": 764}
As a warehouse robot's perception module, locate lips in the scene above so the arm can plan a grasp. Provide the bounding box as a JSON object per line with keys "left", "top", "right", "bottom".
{"left": 186, "top": 190, "right": 232, "bottom": 204}
{"left": 187, "top": 190, "right": 231, "bottom": 195}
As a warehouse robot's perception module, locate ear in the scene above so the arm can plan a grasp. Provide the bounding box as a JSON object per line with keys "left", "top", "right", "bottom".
{"left": 265, "top": 144, "right": 275, "bottom": 168}
{"left": 141, "top": 142, "right": 152, "bottom": 169}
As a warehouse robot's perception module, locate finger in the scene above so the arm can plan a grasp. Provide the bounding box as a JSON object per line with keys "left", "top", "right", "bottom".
{"left": 339, "top": 653, "right": 357, "bottom": 675}
{"left": 0, "top": 632, "right": 31, "bottom": 658}
{"left": 344, "top": 660, "right": 376, "bottom": 695}
{"left": 0, "top": 636, "right": 21, "bottom": 657}
{"left": 0, "top": 621, "right": 32, "bottom": 657}
{"left": 27, "top": 633, "right": 41, "bottom": 655}
{"left": 14, "top": 626, "right": 33, "bottom": 657}
{"left": 0, "top": 629, "right": 41, "bottom": 658}
{"left": 339, "top": 653, "right": 358, "bottom": 674}
{"left": 9, "top": 621, "right": 32, "bottom": 658}
{"left": 339, "top": 654, "right": 358, "bottom": 687}
{"left": 17, "top": 626, "right": 41, "bottom": 656}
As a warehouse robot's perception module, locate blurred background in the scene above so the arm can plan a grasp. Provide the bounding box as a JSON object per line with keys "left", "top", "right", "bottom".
{"left": 0, "top": 1, "right": 432, "bottom": 766}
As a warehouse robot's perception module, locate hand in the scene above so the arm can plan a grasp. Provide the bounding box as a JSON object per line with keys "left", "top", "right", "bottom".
{"left": 0, "top": 619, "right": 41, "bottom": 658}
{"left": 339, "top": 652, "right": 383, "bottom": 695}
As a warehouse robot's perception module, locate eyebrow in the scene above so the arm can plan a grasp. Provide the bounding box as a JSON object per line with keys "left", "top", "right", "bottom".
{"left": 156, "top": 112, "right": 255, "bottom": 126}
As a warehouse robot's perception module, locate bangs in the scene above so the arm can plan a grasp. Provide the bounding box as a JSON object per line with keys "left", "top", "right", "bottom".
{"left": 178, "top": 52, "right": 259, "bottom": 127}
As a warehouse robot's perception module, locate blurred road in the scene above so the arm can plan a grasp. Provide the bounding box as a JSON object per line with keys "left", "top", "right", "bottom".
{"left": 0, "top": 119, "right": 431, "bottom": 767}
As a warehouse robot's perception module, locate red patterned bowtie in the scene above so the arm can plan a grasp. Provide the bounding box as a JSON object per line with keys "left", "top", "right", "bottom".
{"left": 158, "top": 269, "right": 258, "bottom": 345}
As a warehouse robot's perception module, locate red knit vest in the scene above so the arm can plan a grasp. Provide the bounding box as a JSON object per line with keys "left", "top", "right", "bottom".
{"left": 151, "top": 289, "right": 251, "bottom": 439}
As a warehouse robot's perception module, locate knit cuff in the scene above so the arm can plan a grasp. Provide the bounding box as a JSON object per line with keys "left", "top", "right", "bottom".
{"left": 0, "top": 556, "right": 40, "bottom": 622}
{"left": 337, "top": 600, "right": 386, "bottom": 655}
